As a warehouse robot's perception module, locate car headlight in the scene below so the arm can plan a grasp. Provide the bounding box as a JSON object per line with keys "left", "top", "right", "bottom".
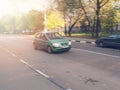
{"left": 52, "top": 43, "right": 61, "bottom": 47}
{"left": 68, "top": 41, "right": 71, "bottom": 45}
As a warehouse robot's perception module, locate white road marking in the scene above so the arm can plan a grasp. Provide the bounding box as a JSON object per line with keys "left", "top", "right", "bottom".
{"left": 20, "top": 59, "right": 29, "bottom": 65}
{"left": 73, "top": 48, "right": 120, "bottom": 58}
{"left": 70, "top": 40, "right": 76, "bottom": 42}
{"left": 80, "top": 41, "right": 86, "bottom": 43}
{"left": 2, "top": 47, "right": 50, "bottom": 78}
{"left": 91, "top": 42, "right": 95, "bottom": 44}
{"left": 0, "top": 46, "right": 72, "bottom": 90}
{"left": 35, "top": 69, "right": 49, "bottom": 78}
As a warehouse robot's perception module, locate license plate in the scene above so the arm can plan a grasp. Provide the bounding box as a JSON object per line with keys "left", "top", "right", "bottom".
{"left": 62, "top": 45, "right": 69, "bottom": 48}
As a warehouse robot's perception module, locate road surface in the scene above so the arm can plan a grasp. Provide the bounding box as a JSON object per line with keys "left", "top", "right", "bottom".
{"left": 0, "top": 35, "right": 120, "bottom": 90}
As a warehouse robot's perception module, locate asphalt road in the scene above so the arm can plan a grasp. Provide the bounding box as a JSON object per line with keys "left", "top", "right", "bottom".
{"left": 0, "top": 35, "right": 120, "bottom": 90}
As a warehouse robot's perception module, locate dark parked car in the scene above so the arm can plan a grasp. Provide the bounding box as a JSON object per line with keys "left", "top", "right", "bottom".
{"left": 95, "top": 34, "right": 120, "bottom": 48}
{"left": 33, "top": 31, "right": 71, "bottom": 53}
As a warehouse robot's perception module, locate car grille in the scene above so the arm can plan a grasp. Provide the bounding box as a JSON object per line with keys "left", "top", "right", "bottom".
{"left": 61, "top": 43, "right": 68, "bottom": 46}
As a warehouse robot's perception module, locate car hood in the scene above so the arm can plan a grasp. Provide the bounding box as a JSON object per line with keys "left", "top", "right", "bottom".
{"left": 97, "top": 37, "right": 107, "bottom": 40}
{"left": 49, "top": 38, "right": 69, "bottom": 44}
{"left": 95, "top": 37, "right": 108, "bottom": 42}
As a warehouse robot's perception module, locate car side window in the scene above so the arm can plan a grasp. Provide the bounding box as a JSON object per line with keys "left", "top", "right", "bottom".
{"left": 35, "top": 33, "right": 41, "bottom": 38}
{"left": 118, "top": 35, "right": 120, "bottom": 39}
{"left": 108, "top": 35, "right": 117, "bottom": 39}
{"left": 41, "top": 34, "right": 47, "bottom": 40}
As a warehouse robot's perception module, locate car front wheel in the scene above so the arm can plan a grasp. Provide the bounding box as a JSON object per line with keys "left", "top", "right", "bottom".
{"left": 47, "top": 46, "right": 52, "bottom": 53}
{"left": 98, "top": 42, "right": 104, "bottom": 47}
{"left": 33, "top": 43, "right": 38, "bottom": 50}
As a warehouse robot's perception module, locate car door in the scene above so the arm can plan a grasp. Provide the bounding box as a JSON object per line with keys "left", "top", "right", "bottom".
{"left": 106, "top": 35, "right": 117, "bottom": 46}
{"left": 40, "top": 34, "right": 48, "bottom": 50}
{"left": 34, "top": 33, "right": 43, "bottom": 49}
{"left": 115, "top": 35, "right": 120, "bottom": 47}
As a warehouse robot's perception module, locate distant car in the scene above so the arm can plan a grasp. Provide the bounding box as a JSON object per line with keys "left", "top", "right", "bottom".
{"left": 95, "top": 34, "right": 120, "bottom": 48}
{"left": 33, "top": 31, "right": 71, "bottom": 53}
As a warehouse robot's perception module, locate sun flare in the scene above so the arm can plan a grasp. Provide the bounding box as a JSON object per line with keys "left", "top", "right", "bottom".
{"left": 0, "top": 0, "right": 50, "bottom": 17}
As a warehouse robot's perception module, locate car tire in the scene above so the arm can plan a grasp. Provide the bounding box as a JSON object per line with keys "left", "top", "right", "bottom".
{"left": 47, "top": 46, "right": 52, "bottom": 53}
{"left": 33, "top": 43, "right": 39, "bottom": 50}
{"left": 66, "top": 48, "right": 71, "bottom": 52}
{"left": 98, "top": 42, "right": 104, "bottom": 47}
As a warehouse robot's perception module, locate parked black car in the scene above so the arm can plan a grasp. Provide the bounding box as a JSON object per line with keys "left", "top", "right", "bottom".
{"left": 95, "top": 34, "right": 120, "bottom": 48}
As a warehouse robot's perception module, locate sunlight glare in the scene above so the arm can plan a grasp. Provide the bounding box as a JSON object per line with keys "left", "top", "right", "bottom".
{"left": 0, "top": 0, "right": 50, "bottom": 17}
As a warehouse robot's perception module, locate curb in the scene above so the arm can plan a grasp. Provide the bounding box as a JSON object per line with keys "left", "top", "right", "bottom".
{"left": 70, "top": 40, "right": 95, "bottom": 44}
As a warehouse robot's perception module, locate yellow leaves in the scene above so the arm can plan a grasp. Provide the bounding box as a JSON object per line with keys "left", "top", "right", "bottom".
{"left": 47, "top": 10, "right": 65, "bottom": 29}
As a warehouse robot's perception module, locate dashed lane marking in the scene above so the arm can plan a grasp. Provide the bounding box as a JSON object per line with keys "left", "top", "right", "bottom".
{"left": 0, "top": 46, "right": 72, "bottom": 90}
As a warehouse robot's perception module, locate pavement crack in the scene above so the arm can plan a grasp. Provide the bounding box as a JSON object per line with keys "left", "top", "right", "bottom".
{"left": 85, "top": 78, "right": 99, "bottom": 85}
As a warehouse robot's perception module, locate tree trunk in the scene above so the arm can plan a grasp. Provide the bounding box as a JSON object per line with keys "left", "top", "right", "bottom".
{"left": 96, "top": 15, "right": 100, "bottom": 38}
{"left": 64, "top": 23, "right": 68, "bottom": 36}
{"left": 68, "top": 18, "right": 80, "bottom": 37}
{"left": 64, "top": 12, "right": 68, "bottom": 36}
{"left": 68, "top": 26, "right": 72, "bottom": 37}
{"left": 95, "top": 0, "right": 101, "bottom": 38}
{"left": 92, "top": 16, "right": 96, "bottom": 38}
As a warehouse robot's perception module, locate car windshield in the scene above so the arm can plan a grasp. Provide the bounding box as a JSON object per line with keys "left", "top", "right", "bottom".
{"left": 46, "top": 32, "right": 63, "bottom": 40}
{"left": 108, "top": 35, "right": 117, "bottom": 38}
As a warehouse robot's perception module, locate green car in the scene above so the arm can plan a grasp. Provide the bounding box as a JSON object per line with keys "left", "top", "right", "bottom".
{"left": 33, "top": 31, "right": 71, "bottom": 53}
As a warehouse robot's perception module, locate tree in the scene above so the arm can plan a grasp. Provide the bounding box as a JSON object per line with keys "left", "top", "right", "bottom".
{"left": 47, "top": 9, "right": 65, "bottom": 30}
{"left": 15, "top": 14, "right": 28, "bottom": 33}
{"left": 0, "top": 14, "right": 29, "bottom": 34}
{"left": 0, "top": 22, "right": 5, "bottom": 33}
{"left": 27, "top": 10, "right": 44, "bottom": 33}
{"left": 101, "top": 0, "right": 120, "bottom": 33}
{"left": 56, "top": 0, "right": 84, "bottom": 36}
{"left": 78, "top": 0, "right": 94, "bottom": 36}
{"left": 0, "top": 15, "right": 17, "bottom": 33}
{"left": 87, "top": 0, "right": 110, "bottom": 37}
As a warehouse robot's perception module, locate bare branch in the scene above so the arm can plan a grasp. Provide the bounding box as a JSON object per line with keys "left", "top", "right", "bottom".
{"left": 100, "top": 0, "right": 110, "bottom": 8}
{"left": 78, "top": 0, "right": 90, "bottom": 25}
{"left": 89, "top": 0, "right": 97, "bottom": 11}
{"left": 90, "top": 0, "right": 97, "bottom": 4}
